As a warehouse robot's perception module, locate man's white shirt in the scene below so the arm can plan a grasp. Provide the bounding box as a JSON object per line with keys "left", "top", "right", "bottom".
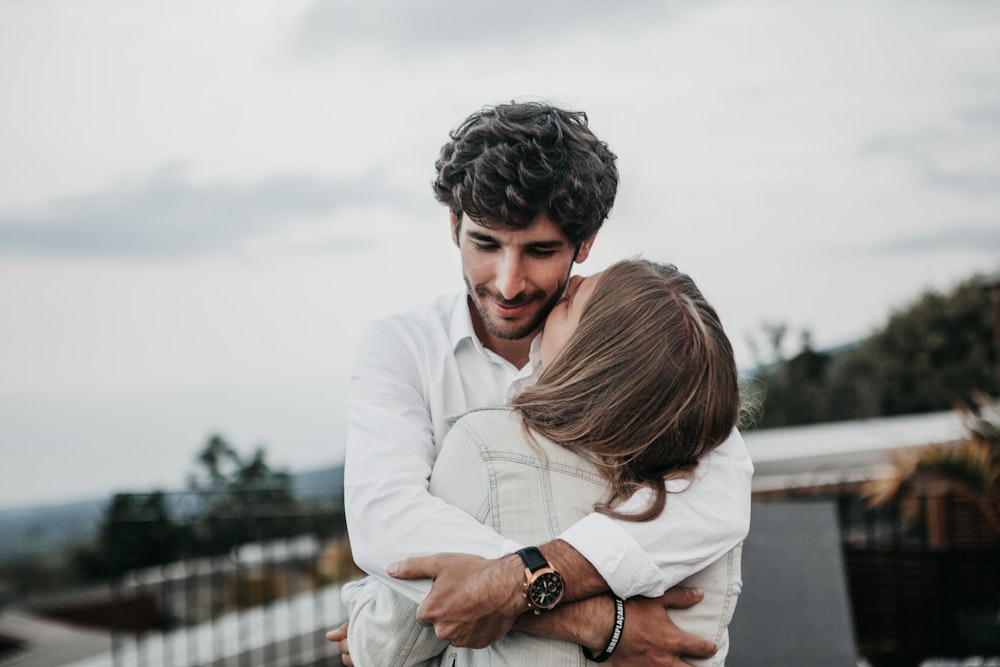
{"left": 344, "top": 292, "right": 754, "bottom": 603}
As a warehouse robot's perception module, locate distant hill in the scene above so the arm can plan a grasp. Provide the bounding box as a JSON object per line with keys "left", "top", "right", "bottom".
{"left": 0, "top": 464, "right": 345, "bottom": 560}
{"left": 0, "top": 498, "right": 108, "bottom": 559}
{"left": 291, "top": 464, "right": 344, "bottom": 500}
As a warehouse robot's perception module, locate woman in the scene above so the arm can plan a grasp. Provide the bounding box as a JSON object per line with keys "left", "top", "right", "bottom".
{"left": 340, "top": 259, "right": 745, "bottom": 666}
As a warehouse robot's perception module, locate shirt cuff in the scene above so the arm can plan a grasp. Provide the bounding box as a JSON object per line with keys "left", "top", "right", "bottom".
{"left": 558, "top": 513, "right": 667, "bottom": 599}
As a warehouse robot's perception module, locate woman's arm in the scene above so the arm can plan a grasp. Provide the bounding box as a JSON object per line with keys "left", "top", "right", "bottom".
{"left": 341, "top": 577, "right": 446, "bottom": 667}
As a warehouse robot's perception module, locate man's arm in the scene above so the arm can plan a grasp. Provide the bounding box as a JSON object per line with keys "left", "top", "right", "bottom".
{"left": 380, "top": 543, "right": 596, "bottom": 648}
{"left": 345, "top": 318, "right": 519, "bottom": 601}
{"left": 515, "top": 588, "right": 718, "bottom": 666}
{"left": 383, "top": 541, "right": 617, "bottom": 647}
{"left": 384, "top": 432, "right": 752, "bottom": 645}
{"left": 391, "top": 553, "right": 718, "bottom": 665}
{"left": 559, "top": 429, "right": 754, "bottom": 599}
{"left": 329, "top": 586, "right": 717, "bottom": 667}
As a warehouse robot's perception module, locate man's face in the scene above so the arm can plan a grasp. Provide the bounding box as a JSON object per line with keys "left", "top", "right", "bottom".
{"left": 454, "top": 213, "right": 593, "bottom": 345}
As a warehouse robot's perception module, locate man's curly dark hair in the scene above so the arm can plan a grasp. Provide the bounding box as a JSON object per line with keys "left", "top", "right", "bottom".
{"left": 433, "top": 102, "right": 619, "bottom": 246}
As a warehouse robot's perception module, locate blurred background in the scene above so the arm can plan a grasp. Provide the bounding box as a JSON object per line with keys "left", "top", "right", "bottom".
{"left": 1, "top": 1, "right": 998, "bottom": 665}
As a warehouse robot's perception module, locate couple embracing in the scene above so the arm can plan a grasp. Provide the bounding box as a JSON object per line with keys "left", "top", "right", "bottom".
{"left": 329, "top": 101, "right": 753, "bottom": 666}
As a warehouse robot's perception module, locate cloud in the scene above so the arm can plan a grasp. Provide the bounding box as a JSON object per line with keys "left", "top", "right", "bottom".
{"left": 923, "top": 167, "right": 1000, "bottom": 195}
{"left": 863, "top": 104, "right": 1000, "bottom": 197}
{"left": 874, "top": 223, "right": 1000, "bottom": 254}
{"left": 0, "top": 164, "right": 419, "bottom": 259}
{"left": 292, "top": 0, "right": 702, "bottom": 57}
{"left": 961, "top": 105, "right": 1000, "bottom": 129}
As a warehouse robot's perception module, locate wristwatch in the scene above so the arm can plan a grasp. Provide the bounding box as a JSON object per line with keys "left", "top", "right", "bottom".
{"left": 516, "top": 546, "right": 564, "bottom": 613}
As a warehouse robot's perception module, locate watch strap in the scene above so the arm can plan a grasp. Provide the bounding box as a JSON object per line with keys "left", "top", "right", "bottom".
{"left": 516, "top": 546, "right": 548, "bottom": 573}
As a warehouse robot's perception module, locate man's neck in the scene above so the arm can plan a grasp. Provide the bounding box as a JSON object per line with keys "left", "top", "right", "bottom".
{"left": 468, "top": 302, "right": 535, "bottom": 369}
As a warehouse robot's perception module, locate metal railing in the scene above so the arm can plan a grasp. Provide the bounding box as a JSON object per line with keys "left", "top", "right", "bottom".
{"left": 763, "top": 490, "right": 1000, "bottom": 666}
{"left": 93, "top": 490, "right": 356, "bottom": 666}
{"left": 98, "top": 490, "right": 999, "bottom": 667}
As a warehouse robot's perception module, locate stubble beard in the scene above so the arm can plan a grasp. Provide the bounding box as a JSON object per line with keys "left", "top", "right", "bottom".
{"left": 465, "top": 275, "right": 564, "bottom": 342}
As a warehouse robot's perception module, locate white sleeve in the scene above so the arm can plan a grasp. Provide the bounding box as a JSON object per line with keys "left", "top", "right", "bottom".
{"left": 344, "top": 320, "right": 518, "bottom": 604}
{"left": 558, "top": 429, "right": 754, "bottom": 599}
{"left": 343, "top": 577, "right": 446, "bottom": 667}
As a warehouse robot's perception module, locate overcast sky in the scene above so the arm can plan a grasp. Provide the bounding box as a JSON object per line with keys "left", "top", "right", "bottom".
{"left": 1, "top": 0, "right": 998, "bottom": 510}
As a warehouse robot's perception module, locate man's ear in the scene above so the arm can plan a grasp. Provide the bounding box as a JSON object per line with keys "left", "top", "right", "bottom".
{"left": 450, "top": 212, "right": 461, "bottom": 247}
{"left": 574, "top": 235, "right": 596, "bottom": 263}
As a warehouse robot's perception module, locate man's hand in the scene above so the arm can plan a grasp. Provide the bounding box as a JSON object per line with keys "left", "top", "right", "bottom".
{"left": 515, "top": 586, "right": 715, "bottom": 665}
{"left": 388, "top": 552, "right": 525, "bottom": 648}
{"left": 612, "top": 587, "right": 717, "bottom": 666}
{"left": 325, "top": 622, "right": 353, "bottom": 666}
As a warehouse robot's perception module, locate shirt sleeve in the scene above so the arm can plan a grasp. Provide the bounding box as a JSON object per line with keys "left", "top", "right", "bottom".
{"left": 344, "top": 319, "right": 520, "bottom": 603}
{"left": 343, "top": 577, "right": 447, "bottom": 667}
{"left": 557, "top": 429, "right": 754, "bottom": 599}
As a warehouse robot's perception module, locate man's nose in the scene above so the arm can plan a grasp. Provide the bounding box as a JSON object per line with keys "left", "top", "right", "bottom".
{"left": 494, "top": 252, "right": 526, "bottom": 300}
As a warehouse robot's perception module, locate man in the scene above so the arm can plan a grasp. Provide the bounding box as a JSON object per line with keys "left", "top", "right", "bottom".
{"left": 330, "top": 102, "right": 753, "bottom": 664}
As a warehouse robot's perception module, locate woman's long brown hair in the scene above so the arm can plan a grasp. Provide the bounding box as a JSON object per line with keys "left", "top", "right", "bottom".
{"left": 511, "top": 259, "right": 739, "bottom": 521}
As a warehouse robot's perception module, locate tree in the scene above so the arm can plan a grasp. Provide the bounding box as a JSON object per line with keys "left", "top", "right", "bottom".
{"left": 744, "top": 273, "right": 998, "bottom": 428}
{"left": 72, "top": 435, "right": 314, "bottom": 580}
{"left": 74, "top": 491, "right": 184, "bottom": 579}
{"left": 745, "top": 325, "right": 833, "bottom": 428}
{"left": 186, "top": 435, "right": 306, "bottom": 556}
{"left": 862, "top": 275, "right": 997, "bottom": 416}
{"left": 188, "top": 434, "right": 296, "bottom": 506}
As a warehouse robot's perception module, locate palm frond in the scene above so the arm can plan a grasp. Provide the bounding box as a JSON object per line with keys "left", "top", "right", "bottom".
{"left": 864, "top": 394, "right": 1000, "bottom": 532}
{"left": 863, "top": 448, "right": 919, "bottom": 508}
{"left": 913, "top": 441, "right": 997, "bottom": 501}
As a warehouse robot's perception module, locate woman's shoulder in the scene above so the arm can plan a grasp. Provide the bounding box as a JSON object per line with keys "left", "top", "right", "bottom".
{"left": 454, "top": 406, "right": 521, "bottom": 427}
{"left": 447, "top": 407, "right": 525, "bottom": 447}
{"left": 449, "top": 408, "right": 593, "bottom": 469}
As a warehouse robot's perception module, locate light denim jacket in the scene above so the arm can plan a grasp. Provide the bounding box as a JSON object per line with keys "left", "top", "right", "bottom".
{"left": 343, "top": 408, "right": 743, "bottom": 666}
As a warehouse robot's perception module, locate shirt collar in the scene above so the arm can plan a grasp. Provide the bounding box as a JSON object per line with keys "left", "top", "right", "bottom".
{"left": 448, "top": 292, "right": 542, "bottom": 376}
{"left": 448, "top": 292, "right": 478, "bottom": 352}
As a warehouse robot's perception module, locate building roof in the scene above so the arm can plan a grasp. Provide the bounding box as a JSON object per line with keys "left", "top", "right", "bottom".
{"left": 744, "top": 410, "right": 967, "bottom": 492}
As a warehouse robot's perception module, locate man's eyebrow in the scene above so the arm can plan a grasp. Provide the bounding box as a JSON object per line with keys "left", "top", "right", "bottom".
{"left": 527, "top": 240, "right": 568, "bottom": 250}
{"left": 467, "top": 230, "right": 499, "bottom": 243}
{"left": 466, "top": 230, "right": 568, "bottom": 250}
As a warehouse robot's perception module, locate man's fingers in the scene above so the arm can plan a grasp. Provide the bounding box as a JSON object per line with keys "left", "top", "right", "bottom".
{"left": 678, "top": 635, "right": 717, "bottom": 660}
{"left": 325, "top": 622, "right": 348, "bottom": 643}
{"left": 659, "top": 585, "right": 704, "bottom": 610}
{"left": 663, "top": 622, "right": 716, "bottom": 661}
{"left": 326, "top": 622, "right": 353, "bottom": 665}
{"left": 387, "top": 555, "right": 440, "bottom": 581}
{"left": 414, "top": 600, "right": 434, "bottom": 627}
{"left": 656, "top": 587, "right": 716, "bottom": 660}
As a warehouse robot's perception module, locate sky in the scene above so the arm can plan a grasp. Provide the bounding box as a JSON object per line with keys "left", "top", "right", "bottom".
{"left": 1, "top": 0, "right": 998, "bottom": 511}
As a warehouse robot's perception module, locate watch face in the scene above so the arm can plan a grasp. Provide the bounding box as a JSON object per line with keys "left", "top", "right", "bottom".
{"left": 528, "top": 572, "right": 564, "bottom": 609}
